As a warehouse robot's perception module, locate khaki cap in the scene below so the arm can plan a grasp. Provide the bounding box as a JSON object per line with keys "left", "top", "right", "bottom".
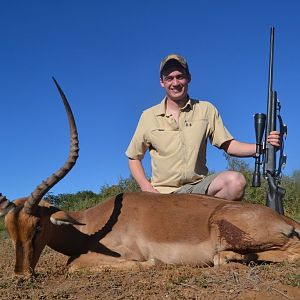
{"left": 160, "top": 54, "right": 190, "bottom": 74}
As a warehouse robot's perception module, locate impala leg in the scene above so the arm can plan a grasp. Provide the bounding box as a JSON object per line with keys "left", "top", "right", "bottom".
{"left": 253, "top": 238, "right": 300, "bottom": 263}
{"left": 214, "top": 244, "right": 300, "bottom": 266}
{"left": 254, "top": 249, "right": 300, "bottom": 263}
{"left": 68, "top": 252, "right": 160, "bottom": 272}
{"left": 213, "top": 251, "right": 245, "bottom": 266}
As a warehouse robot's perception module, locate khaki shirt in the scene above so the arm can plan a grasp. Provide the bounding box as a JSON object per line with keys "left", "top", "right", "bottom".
{"left": 126, "top": 97, "right": 233, "bottom": 193}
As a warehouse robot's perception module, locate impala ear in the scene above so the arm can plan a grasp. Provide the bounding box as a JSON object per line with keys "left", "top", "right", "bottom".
{"left": 50, "top": 211, "right": 85, "bottom": 226}
{"left": 0, "top": 194, "right": 16, "bottom": 217}
{"left": 0, "top": 202, "right": 15, "bottom": 217}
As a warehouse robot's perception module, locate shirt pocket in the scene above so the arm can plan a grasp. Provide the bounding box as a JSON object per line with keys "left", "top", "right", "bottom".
{"left": 184, "top": 119, "right": 209, "bottom": 147}
{"left": 149, "top": 129, "right": 181, "bottom": 157}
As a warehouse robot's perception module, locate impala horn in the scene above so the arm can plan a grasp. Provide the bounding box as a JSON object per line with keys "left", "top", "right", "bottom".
{"left": 23, "top": 78, "right": 79, "bottom": 215}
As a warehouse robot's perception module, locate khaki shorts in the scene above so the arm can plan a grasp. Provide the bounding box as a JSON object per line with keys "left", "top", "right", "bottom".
{"left": 174, "top": 173, "right": 219, "bottom": 195}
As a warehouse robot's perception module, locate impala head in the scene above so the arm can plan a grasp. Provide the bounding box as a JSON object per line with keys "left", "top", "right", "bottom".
{"left": 0, "top": 78, "right": 79, "bottom": 275}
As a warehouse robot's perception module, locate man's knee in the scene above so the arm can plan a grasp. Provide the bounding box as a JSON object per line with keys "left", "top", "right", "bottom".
{"left": 206, "top": 171, "right": 246, "bottom": 200}
{"left": 226, "top": 171, "right": 246, "bottom": 200}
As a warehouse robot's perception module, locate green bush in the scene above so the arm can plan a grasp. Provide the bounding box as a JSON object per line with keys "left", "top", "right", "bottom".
{"left": 45, "top": 190, "right": 102, "bottom": 211}
{"left": 44, "top": 176, "right": 140, "bottom": 211}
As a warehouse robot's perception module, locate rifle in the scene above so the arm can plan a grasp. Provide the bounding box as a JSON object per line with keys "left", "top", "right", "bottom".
{"left": 252, "top": 27, "right": 287, "bottom": 215}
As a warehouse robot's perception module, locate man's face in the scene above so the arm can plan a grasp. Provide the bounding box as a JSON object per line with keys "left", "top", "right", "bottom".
{"left": 160, "top": 66, "right": 190, "bottom": 102}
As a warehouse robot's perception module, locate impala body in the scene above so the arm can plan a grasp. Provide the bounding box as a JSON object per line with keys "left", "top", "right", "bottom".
{"left": 1, "top": 80, "right": 299, "bottom": 275}
{"left": 2, "top": 192, "right": 300, "bottom": 275}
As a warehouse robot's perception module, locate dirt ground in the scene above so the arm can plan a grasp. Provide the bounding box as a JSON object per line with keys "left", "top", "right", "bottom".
{"left": 0, "top": 238, "right": 299, "bottom": 300}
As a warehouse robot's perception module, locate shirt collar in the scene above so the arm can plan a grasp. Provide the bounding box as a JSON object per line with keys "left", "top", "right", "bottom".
{"left": 154, "top": 96, "right": 193, "bottom": 116}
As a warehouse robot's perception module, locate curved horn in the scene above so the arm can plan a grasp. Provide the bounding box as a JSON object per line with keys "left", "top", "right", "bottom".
{"left": 23, "top": 78, "right": 79, "bottom": 214}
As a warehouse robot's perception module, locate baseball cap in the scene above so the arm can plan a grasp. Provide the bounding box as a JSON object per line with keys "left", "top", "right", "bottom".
{"left": 160, "top": 54, "right": 190, "bottom": 75}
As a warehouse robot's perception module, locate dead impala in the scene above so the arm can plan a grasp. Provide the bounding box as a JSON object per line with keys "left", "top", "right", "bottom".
{"left": 0, "top": 79, "right": 299, "bottom": 276}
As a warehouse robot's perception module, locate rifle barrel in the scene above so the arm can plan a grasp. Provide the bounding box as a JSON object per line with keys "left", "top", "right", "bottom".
{"left": 264, "top": 27, "right": 276, "bottom": 176}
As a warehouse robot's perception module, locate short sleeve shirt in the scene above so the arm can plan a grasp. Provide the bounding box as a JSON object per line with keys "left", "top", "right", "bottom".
{"left": 126, "top": 97, "right": 233, "bottom": 193}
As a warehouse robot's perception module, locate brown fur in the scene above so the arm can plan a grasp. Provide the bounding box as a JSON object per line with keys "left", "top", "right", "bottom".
{"left": 2, "top": 192, "right": 300, "bottom": 275}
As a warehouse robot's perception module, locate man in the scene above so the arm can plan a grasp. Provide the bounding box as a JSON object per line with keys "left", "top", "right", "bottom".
{"left": 126, "top": 54, "right": 280, "bottom": 200}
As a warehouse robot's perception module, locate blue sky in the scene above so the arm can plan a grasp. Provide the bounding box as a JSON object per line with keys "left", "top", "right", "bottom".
{"left": 1, "top": 1, "right": 299, "bottom": 200}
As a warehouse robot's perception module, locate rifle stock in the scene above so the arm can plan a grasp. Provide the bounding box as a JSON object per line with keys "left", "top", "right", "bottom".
{"left": 252, "top": 27, "right": 287, "bottom": 215}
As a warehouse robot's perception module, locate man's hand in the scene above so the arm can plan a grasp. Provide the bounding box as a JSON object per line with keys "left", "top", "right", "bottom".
{"left": 128, "top": 158, "right": 160, "bottom": 193}
{"left": 141, "top": 182, "right": 159, "bottom": 193}
{"left": 267, "top": 131, "right": 281, "bottom": 147}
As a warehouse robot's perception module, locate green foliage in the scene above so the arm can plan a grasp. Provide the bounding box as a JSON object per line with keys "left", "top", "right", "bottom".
{"left": 44, "top": 176, "right": 140, "bottom": 211}
{"left": 281, "top": 174, "right": 300, "bottom": 219}
{"left": 293, "top": 170, "right": 300, "bottom": 194}
{"left": 99, "top": 177, "right": 140, "bottom": 199}
{"left": 45, "top": 190, "right": 102, "bottom": 211}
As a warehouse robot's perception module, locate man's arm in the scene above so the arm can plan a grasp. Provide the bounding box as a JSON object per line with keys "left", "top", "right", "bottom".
{"left": 128, "top": 158, "right": 159, "bottom": 193}
{"left": 221, "top": 139, "right": 256, "bottom": 157}
{"left": 222, "top": 131, "right": 280, "bottom": 157}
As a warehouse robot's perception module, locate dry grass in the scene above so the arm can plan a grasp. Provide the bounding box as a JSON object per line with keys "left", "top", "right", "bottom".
{"left": 0, "top": 238, "right": 299, "bottom": 300}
